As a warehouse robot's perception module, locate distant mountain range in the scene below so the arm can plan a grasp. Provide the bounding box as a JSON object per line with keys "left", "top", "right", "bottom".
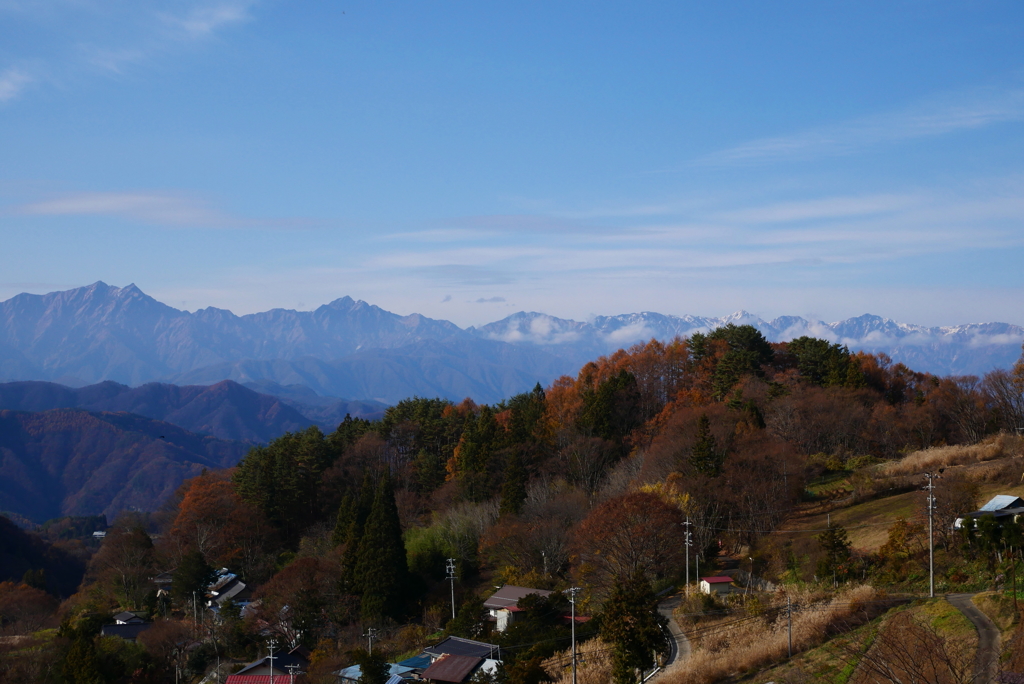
{"left": 0, "top": 378, "right": 389, "bottom": 523}
{"left": 1, "top": 282, "right": 1021, "bottom": 405}
{"left": 0, "top": 379, "right": 378, "bottom": 443}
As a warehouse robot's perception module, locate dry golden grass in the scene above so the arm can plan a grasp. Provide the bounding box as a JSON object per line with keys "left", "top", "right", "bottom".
{"left": 877, "top": 434, "right": 1022, "bottom": 478}
{"left": 971, "top": 591, "right": 1020, "bottom": 635}
{"left": 658, "top": 586, "right": 880, "bottom": 684}
{"left": 544, "top": 636, "right": 616, "bottom": 684}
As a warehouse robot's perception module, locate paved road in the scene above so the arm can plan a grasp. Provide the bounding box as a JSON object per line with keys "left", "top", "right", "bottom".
{"left": 656, "top": 594, "right": 691, "bottom": 672}
{"left": 947, "top": 593, "right": 1000, "bottom": 684}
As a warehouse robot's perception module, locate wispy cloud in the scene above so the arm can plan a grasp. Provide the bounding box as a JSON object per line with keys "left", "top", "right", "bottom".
{"left": 160, "top": 1, "right": 255, "bottom": 40}
{"left": 357, "top": 179, "right": 1024, "bottom": 292}
{"left": 700, "top": 84, "right": 1024, "bottom": 166}
{"left": 715, "top": 194, "right": 919, "bottom": 224}
{"left": 0, "top": 1, "right": 258, "bottom": 100}
{"left": 474, "top": 296, "right": 506, "bottom": 303}
{"left": 13, "top": 190, "right": 306, "bottom": 229}
{"left": 0, "top": 67, "right": 32, "bottom": 102}
{"left": 82, "top": 47, "right": 145, "bottom": 75}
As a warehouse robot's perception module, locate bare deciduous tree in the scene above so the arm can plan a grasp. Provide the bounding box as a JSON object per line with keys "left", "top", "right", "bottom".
{"left": 839, "top": 609, "right": 974, "bottom": 684}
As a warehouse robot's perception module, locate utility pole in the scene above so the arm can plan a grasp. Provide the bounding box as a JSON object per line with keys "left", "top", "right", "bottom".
{"left": 787, "top": 596, "right": 792, "bottom": 658}
{"left": 363, "top": 627, "right": 378, "bottom": 653}
{"left": 924, "top": 471, "right": 941, "bottom": 598}
{"left": 285, "top": 664, "right": 302, "bottom": 684}
{"left": 683, "top": 518, "right": 693, "bottom": 595}
{"left": 568, "top": 587, "right": 581, "bottom": 684}
{"left": 268, "top": 639, "right": 277, "bottom": 684}
{"left": 446, "top": 558, "right": 457, "bottom": 620}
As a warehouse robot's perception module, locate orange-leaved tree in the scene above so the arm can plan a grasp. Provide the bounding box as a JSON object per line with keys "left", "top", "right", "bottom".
{"left": 167, "top": 470, "right": 275, "bottom": 581}
{"left": 572, "top": 491, "right": 685, "bottom": 594}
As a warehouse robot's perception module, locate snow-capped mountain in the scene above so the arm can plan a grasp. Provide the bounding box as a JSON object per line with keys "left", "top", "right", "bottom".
{"left": 471, "top": 311, "right": 1024, "bottom": 376}
{"left": 1, "top": 283, "right": 1021, "bottom": 404}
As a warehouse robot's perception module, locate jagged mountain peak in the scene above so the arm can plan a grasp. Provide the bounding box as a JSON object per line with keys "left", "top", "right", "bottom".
{"left": 2, "top": 283, "right": 1023, "bottom": 394}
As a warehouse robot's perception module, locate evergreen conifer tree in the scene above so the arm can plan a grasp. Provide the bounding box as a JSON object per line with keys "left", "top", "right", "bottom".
{"left": 63, "top": 633, "right": 102, "bottom": 684}
{"left": 341, "top": 472, "right": 377, "bottom": 590}
{"left": 445, "top": 594, "right": 485, "bottom": 638}
{"left": 499, "top": 451, "right": 528, "bottom": 517}
{"left": 690, "top": 414, "right": 724, "bottom": 476}
{"left": 815, "top": 521, "right": 852, "bottom": 582}
{"left": 600, "top": 572, "right": 666, "bottom": 684}
{"left": 456, "top": 407, "right": 496, "bottom": 502}
{"left": 354, "top": 471, "right": 409, "bottom": 622}
{"left": 332, "top": 495, "right": 355, "bottom": 547}
{"left": 352, "top": 648, "right": 389, "bottom": 684}
{"left": 172, "top": 550, "right": 217, "bottom": 607}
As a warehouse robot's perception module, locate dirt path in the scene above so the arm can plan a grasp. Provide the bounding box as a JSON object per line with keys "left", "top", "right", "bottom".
{"left": 655, "top": 593, "right": 691, "bottom": 673}
{"left": 947, "top": 592, "right": 1001, "bottom": 684}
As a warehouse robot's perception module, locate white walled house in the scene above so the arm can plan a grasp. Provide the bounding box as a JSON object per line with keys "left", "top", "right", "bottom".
{"left": 699, "top": 576, "right": 734, "bottom": 595}
{"left": 483, "top": 585, "right": 553, "bottom": 632}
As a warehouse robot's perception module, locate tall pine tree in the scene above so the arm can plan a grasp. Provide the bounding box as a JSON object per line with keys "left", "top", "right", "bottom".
{"left": 689, "top": 414, "right": 724, "bottom": 476}
{"left": 332, "top": 494, "right": 355, "bottom": 547}
{"left": 600, "top": 572, "right": 667, "bottom": 684}
{"left": 354, "top": 471, "right": 409, "bottom": 623}
{"left": 341, "top": 472, "right": 377, "bottom": 591}
{"left": 499, "top": 451, "right": 528, "bottom": 517}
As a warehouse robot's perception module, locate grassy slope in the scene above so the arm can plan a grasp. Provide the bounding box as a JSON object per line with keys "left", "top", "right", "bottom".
{"left": 774, "top": 482, "right": 1024, "bottom": 554}
{"left": 740, "top": 599, "right": 975, "bottom": 684}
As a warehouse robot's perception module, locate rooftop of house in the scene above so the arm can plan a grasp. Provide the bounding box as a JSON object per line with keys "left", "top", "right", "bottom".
{"left": 209, "top": 572, "right": 238, "bottom": 593}
{"left": 336, "top": 662, "right": 415, "bottom": 681}
{"left": 482, "top": 584, "right": 553, "bottom": 610}
{"left": 979, "top": 495, "right": 1024, "bottom": 512}
{"left": 397, "top": 654, "right": 432, "bottom": 671}
{"left": 235, "top": 648, "right": 309, "bottom": 676}
{"left": 113, "top": 611, "right": 145, "bottom": 624}
{"left": 421, "top": 654, "right": 483, "bottom": 683}
{"left": 701, "top": 576, "right": 734, "bottom": 583}
{"left": 423, "top": 636, "right": 500, "bottom": 660}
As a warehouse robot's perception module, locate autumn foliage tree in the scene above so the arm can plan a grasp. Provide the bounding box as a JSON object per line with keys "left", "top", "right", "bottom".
{"left": 572, "top": 492, "right": 684, "bottom": 593}
{"left": 87, "top": 516, "right": 155, "bottom": 610}
{"left": 166, "top": 470, "right": 275, "bottom": 582}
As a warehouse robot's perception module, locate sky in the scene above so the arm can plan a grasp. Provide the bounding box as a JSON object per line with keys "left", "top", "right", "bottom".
{"left": 2, "top": 1, "right": 1024, "bottom": 328}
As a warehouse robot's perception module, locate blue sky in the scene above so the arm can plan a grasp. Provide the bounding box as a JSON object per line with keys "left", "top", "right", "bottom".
{"left": 2, "top": 1, "right": 1024, "bottom": 327}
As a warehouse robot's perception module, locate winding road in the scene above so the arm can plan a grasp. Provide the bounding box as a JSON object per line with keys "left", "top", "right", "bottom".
{"left": 947, "top": 593, "right": 1001, "bottom": 684}
{"left": 651, "top": 593, "right": 691, "bottom": 679}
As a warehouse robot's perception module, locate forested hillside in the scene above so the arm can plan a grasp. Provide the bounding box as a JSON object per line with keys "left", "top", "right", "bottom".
{"left": 0, "top": 409, "right": 247, "bottom": 522}
{"left": 6, "top": 326, "right": 1024, "bottom": 683}
{"left": 0, "top": 379, "right": 313, "bottom": 443}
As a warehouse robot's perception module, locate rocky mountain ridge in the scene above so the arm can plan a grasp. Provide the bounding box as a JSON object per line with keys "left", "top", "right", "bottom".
{"left": 2, "top": 283, "right": 1021, "bottom": 404}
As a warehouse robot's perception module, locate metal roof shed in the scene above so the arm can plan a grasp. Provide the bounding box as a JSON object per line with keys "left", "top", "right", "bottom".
{"left": 423, "top": 636, "right": 499, "bottom": 660}
{"left": 980, "top": 495, "right": 1024, "bottom": 511}
{"left": 482, "top": 584, "right": 553, "bottom": 610}
{"left": 421, "top": 654, "right": 483, "bottom": 683}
